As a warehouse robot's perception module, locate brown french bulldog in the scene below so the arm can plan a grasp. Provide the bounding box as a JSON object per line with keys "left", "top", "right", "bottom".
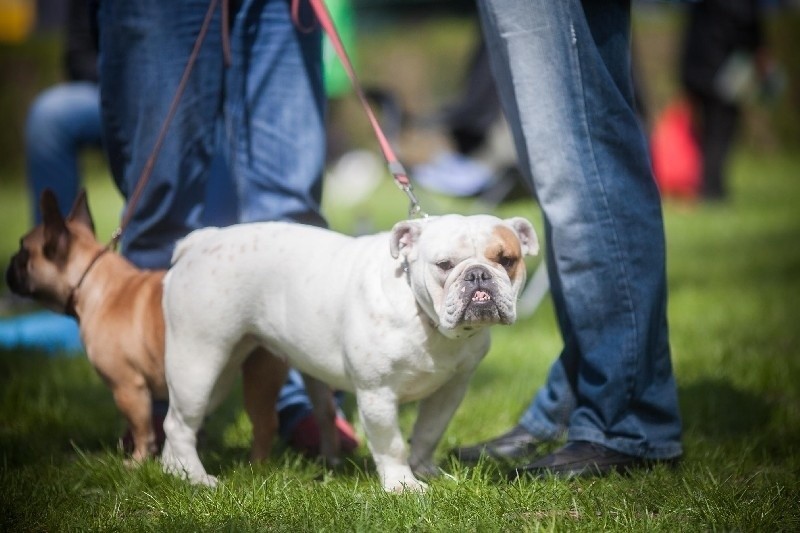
{"left": 5, "top": 189, "right": 288, "bottom": 463}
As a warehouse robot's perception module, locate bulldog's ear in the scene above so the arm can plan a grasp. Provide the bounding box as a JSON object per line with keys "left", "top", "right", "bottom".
{"left": 40, "top": 189, "right": 71, "bottom": 262}
{"left": 505, "top": 217, "right": 539, "bottom": 257}
{"left": 389, "top": 220, "right": 423, "bottom": 259}
{"left": 66, "top": 188, "right": 96, "bottom": 234}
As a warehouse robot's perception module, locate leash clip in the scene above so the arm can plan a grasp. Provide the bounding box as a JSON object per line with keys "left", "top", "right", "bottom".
{"left": 401, "top": 184, "right": 427, "bottom": 219}
{"left": 389, "top": 160, "right": 427, "bottom": 219}
{"left": 109, "top": 227, "right": 122, "bottom": 251}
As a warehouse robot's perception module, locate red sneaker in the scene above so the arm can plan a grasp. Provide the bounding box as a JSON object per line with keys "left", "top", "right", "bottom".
{"left": 288, "top": 414, "right": 359, "bottom": 457}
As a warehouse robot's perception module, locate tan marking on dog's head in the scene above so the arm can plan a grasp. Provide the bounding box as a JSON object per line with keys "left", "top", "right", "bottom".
{"left": 486, "top": 225, "right": 526, "bottom": 283}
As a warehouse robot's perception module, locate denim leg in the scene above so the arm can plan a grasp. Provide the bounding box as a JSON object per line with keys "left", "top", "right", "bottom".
{"left": 276, "top": 368, "right": 313, "bottom": 439}
{"left": 222, "top": 0, "right": 327, "bottom": 426}
{"left": 226, "top": 0, "right": 326, "bottom": 227}
{"left": 478, "top": 0, "right": 682, "bottom": 459}
{"left": 518, "top": 219, "right": 578, "bottom": 441}
{"left": 98, "top": 0, "right": 222, "bottom": 269}
{"left": 25, "top": 82, "right": 102, "bottom": 223}
{"left": 202, "top": 122, "right": 239, "bottom": 228}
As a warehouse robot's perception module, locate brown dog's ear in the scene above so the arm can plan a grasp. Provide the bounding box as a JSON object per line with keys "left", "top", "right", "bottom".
{"left": 40, "top": 189, "right": 71, "bottom": 262}
{"left": 66, "top": 188, "right": 95, "bottom": 234}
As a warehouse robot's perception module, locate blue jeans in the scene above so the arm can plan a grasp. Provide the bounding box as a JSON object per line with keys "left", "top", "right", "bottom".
{"left": 23, "top": 81, "right": 236, "bottom": 226}
{"left": 98, "top": 0, "right": 326, "bottom": 269}
{"left": 97, "top": 0, "right": 326, "bottom": 433}
{"left": 25, "top": 82, "right": 102, "bottom": 223}
{"left": 477, "top": 0, "right": 682, "bottom": 459}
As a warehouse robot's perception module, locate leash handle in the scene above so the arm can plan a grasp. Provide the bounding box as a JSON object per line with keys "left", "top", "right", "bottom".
{"left": 304, "top": 0, "right": 427, "bottom": 218}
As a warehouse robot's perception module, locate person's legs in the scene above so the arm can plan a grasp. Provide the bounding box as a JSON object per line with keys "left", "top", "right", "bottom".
{"left": 699, "top": 95, "right": 740, "bottom": 201}
{"left": 98, "top": 0, "right": 222, "bottom": 270}
{"left": 477, "top": 0, "right": 682, "bottom": 462}
{"left": 226, "top": 0, "right": 326, "bottom": 227}
{"left": 25, "top": 82, "right": 102, "bottom": 223}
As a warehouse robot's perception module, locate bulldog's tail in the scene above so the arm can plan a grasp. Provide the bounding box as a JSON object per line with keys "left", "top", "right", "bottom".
{"left": 171, "top": 227, "right": 221, "bottom": 265}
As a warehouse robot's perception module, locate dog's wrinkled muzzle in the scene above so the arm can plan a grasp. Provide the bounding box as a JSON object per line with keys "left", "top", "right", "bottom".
{"left": 460, "top": 265, "right": 503, "bottom": 323}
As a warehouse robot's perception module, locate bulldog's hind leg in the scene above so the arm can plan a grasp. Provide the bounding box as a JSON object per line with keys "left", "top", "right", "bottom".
{"left": 161, "top": 405, "right": 215, "bottom": 486}
{"left": 161, "top": 341, "right": 227, "bottom": 487}
{"left": 242, "top": 347, "right": 288, "bottom": 462}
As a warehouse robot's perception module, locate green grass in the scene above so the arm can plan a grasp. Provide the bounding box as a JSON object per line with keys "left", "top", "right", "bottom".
{"left": 1, "top": 148, "right": 798, "bottom": 531}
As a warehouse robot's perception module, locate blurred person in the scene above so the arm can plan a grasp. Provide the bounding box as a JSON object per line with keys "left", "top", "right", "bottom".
{"left": 413, "top": 37, "right": 513, "bottom": 198}
{"left": 680, "top": 0, "right": 768, "bottom": 201}
{"left": 24, "top": 0, "right": 101, "bottom": 223}
{"left": 453, "top": 0, "right": 683, "bottom": 477}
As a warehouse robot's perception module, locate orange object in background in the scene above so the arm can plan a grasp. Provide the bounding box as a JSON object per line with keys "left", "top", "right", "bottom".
{"left": 0, "top": 0, "right": 35, "bottom": 43}
{"left": 650, "top": 99, "right": 702, "bottom": 200}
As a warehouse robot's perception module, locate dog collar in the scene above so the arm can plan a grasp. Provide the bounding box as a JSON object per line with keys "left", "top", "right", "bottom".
{"left": 401, "top": 257, "right": 411, "bottom": 285}
{"left": 64, "top": 246, "right": 111, "bottom": 320}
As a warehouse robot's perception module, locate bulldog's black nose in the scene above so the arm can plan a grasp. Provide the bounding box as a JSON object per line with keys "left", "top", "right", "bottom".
{"left": 464, "top": 265, "right": 492, "bottom": 285}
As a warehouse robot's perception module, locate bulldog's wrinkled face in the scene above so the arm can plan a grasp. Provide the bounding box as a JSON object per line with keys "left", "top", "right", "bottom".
{"left": 390, "top": 214, "right": 538, "bottom": 338}
{"left": 5, "top": 189, "right": 96, "bottom": 311}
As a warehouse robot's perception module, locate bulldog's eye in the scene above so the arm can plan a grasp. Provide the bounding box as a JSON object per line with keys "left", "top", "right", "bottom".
{"left": 436, "top": 260, "right": 454, "bottom": 272}
{"left": 498, "top": 255, "right": 518, "bottom": 270}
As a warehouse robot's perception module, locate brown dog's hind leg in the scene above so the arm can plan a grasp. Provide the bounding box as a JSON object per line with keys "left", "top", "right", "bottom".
{"left": 242, "top": 347, "right": 288, "bottom": 462}
{"left": 302, "top": 373, "right": 341, "bottom": 466}
{"left": 112, "top": 381, "right": 156, "bottom": 464}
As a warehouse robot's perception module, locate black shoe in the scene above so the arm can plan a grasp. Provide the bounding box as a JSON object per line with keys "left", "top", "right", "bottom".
{"left": 511, "top": 441, "right": 678, "bottom": 479}
{"left": 452, "top": 425, "right": 544, "bottom": 464}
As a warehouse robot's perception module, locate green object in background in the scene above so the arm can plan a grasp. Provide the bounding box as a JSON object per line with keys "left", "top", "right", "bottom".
{"left": 323, "top": 0, "right": 356, "bottom": 98}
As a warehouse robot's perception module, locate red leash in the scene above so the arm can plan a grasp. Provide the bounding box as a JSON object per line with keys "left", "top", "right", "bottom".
{"left": 299, "top": 0, "right": 426, "bottom": 218}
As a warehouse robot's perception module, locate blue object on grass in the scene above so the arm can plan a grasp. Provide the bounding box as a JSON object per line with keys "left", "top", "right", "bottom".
{"left": 0, "top": 311, "right": 83, "bottom": 355}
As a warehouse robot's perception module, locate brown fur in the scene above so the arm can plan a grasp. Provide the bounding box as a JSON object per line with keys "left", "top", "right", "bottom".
{"left": 488, "top": 225, "right": 526, "bottom": 284}
{"left": 5, "top": 189, "right": 286, "bottom": 463}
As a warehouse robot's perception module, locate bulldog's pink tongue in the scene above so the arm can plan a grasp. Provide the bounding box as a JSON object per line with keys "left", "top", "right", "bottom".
{"left": 472, "top": 290, "right": 491, "bottom": 302}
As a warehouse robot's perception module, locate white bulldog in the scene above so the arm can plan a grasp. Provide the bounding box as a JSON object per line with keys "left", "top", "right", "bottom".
{"left": 160, "top": 214, "right": 538, "bottom": 492}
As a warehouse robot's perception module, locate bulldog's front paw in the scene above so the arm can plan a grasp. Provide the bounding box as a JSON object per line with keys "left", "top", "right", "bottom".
{"left": 381, "top": 466, "right": 429, "bottom": 493}
{"left": 163, "top": 465, "right": 218, "bottom": 488}
{"left": 161, "top": 443, "right": 217, "bottom": 487}
{"left": 194, "top": 473, "right": 219, "bottom": 488}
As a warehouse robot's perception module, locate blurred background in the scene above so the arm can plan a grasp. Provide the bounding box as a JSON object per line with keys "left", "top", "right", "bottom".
{"left": 0, "top": 0, "right": 797, "bottom": 223}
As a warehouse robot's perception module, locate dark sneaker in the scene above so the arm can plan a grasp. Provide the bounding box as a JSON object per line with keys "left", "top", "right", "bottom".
{"left": 511, "top": 440, "right": 679, "bottom": 479}
{"left": 452, "top": 424, "right": 544, "bottom": 464}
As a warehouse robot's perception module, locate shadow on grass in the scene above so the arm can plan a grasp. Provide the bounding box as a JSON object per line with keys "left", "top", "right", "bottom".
{"left": 678, "top": 377, "right": 772, "bottom": 439}
{"left": 0, "top": 348, "right": 374, "bottom": 479}
{"left": 0, "top": 350, "right": 122, "bottom": 468}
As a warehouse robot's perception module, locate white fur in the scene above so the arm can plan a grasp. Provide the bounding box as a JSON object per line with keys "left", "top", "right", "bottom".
{"left": 160, "top": 214, "right": 537, "bottom": 492}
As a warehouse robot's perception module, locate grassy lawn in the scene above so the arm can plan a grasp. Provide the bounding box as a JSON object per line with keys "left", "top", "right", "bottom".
{"left": 1, "top": 147, "right": 799, "bottom": 531}
{"left": 2, "top": 5, "right": 800, "bottom": 528}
